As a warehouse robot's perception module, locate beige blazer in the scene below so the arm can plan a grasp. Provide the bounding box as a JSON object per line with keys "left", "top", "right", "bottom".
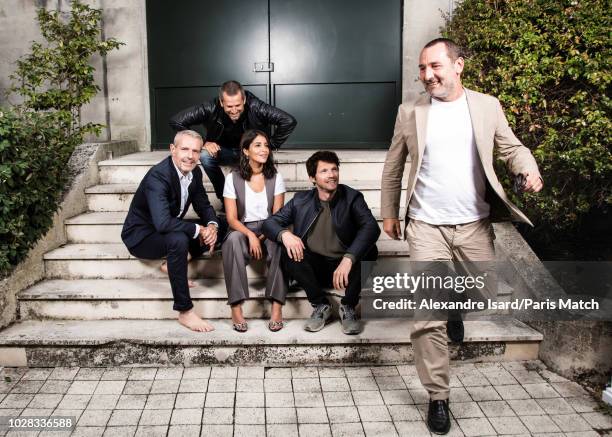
{"left": 381, "top": 88, "right": 541, "bottom": 227}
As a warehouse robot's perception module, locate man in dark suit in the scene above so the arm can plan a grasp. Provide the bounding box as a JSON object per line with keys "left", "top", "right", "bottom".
{"left": 121, "top": 130, "right": 220, "bottom": 332}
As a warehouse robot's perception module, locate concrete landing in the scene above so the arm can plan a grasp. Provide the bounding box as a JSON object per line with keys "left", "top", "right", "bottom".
{"left": 0, "top": 318, "right": 542, "bottom": 367}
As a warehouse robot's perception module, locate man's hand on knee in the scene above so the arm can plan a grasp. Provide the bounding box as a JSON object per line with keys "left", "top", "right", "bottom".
{"left": 281, "top": 231, "right": 305, "bottom": 261}
{"left": 333, "top": 257, "right": 353, "bottom": 290}
{"left": 203, "top": 141, "right": 220, "bottom": 158}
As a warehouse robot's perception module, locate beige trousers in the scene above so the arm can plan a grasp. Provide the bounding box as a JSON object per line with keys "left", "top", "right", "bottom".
{"left": 407, "top": 218, "right": 495, "bottom": 401}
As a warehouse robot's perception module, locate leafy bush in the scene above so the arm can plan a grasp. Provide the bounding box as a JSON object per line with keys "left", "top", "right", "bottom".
{"left": 0, "top": 1, "right": 121, "bottom": 277}
{"left": 443, "top": 0, "right": 611, "bottom": 232}
{"left": 0, "top": 109, "right": 76, "bottom": 275}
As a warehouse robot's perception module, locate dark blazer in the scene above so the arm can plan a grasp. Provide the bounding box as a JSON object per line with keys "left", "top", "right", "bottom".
{"left": 169, "top": 91, "right": 297, "bottom": 149}
{"left": 262, "top": 184, "right": 380, "bottom": 262}
{"left": 121, "top": 156, "right": 218, "bottom": 250}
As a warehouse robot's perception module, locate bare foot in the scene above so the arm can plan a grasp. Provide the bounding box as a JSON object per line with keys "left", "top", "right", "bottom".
{"left": 178, "top": 310, "right": 214, "bottom": 332}
{"left": 160, "top": 262, "right": 196, "bottom": 287}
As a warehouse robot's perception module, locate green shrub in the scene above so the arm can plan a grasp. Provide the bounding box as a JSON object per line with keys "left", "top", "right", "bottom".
{"left": 0, "top": 109, "right": 77, "bottom": 275}
{"left": 0, "top": 0, "right": 121, "bottom": 277}
{"left": 443, "top": 0, "right": 611, "bottom": 231}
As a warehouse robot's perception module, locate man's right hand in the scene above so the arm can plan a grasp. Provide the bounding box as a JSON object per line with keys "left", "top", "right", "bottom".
{"left": 203, "top": 141, "right": 221, "bottom": 158}
{"left": 281, "top": 231, "right": 305, "bottom": 261}
{"left": 383, "top": 218, "right": 402, "bottom": 240}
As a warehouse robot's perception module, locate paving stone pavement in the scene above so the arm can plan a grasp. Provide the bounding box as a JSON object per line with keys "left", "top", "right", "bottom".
{"left": 0, "top": 361, "right": 610, "bottom": 436}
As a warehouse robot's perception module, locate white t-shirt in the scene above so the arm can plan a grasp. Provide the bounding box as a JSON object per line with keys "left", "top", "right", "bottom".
{"left": 408, "top": 92, "right": 490, "bottom": 225}
{"left": 223, "top": 172, "right": 286, "bottom": 222}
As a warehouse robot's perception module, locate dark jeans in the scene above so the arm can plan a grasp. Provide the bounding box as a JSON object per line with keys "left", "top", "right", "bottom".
{"left": 282, "top": 247, "right": 377, "bottom": 308}
{"left": 200, "top": 147, "right": 239, "bottom": 200}
{"left": 129, "top": 231, "right": 206, "bottom": 312}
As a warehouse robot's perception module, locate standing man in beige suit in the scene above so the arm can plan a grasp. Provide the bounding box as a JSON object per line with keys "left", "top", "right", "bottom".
{"left": 381, "top": 38, "right": 543, "bottom": 434}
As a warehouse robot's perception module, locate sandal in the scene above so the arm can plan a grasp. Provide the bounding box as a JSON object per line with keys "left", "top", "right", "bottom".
{"left": 268, "top": 320, "right": 284, "bottom": 332}
{"left": 232, "top": 322, "right": 248, "bottom": 332}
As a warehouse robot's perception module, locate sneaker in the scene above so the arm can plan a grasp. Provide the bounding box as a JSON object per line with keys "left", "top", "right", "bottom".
{"left": 304, "top": 304, "right": 332, "bottom": 332}
{"left": 339, "top": 304, "right": 361, "bottom": 335}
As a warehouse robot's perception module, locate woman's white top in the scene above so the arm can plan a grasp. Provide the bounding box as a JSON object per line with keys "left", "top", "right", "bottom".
{"left": 223, "top": 172, "right": 286, "bottom": 222}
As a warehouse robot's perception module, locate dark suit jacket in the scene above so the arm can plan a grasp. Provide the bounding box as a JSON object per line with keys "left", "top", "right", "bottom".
{"left": 121, "top": 156, "right": 218, "bottom": 250}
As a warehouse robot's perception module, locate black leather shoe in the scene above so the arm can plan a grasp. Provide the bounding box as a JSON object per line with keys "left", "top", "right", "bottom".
{"left": 427, "top": 399, "right": 451, "bottom": 435}
{"left": 447, "top": 312, "right": 464, "bottom": 344}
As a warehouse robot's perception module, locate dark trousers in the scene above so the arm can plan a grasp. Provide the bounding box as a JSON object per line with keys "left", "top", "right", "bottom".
{"left": 129, "top": 231, "right": 205, "bottom": 312}
{"left": 200, "top": 147, "right": 239, "bottom": 200}
{"left": 282, "top": 247, "right": 377, "bottom": 308}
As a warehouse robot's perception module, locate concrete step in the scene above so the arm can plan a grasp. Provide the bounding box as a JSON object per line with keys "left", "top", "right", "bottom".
{"left": 0, "top": 318, "right": 543, "bottom": 367}
{"left": 19, "top": 279, "right": 318, "bottom": 320}
{"left": 85, "top": 180, "right": 405, "bottom": 212}
{"left": 43, "top": 240, "right": 409, "bottom": 279}
{"left": 65, "top": 209, "right": 403, "bottom": 243}
{"left": 98, "top": 150, "right": 411, "bottom": 184}
{"left": 18, "top": 278, "right": 513, "bottom": 321}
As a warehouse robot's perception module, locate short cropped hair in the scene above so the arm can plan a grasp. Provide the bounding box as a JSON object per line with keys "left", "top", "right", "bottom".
{"left": 306, "top": 151, "right": 340, "bottom": 178}
{"left": 423, "top": 38, "right": 463, "bottom": 61}
{"left": 219, "top": 80, "right": 245, "bottom": 101}
{"left": 173, "top": 129, "right": 203, "bottom": 145}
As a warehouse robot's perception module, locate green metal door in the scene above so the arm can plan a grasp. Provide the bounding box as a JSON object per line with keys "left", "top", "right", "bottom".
{"left": 270, "top": 0, "right": 402, "bottom": 148}
{"left": 147, "top": 0, "right": 401, "bottom": 149}
{"left": 146, "top": 0, "right": 270, "bottom": 148}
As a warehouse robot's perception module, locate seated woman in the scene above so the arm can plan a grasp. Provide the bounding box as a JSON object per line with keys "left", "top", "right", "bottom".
{"left": 222, "top": 129, "right": 288, "bottom": 332}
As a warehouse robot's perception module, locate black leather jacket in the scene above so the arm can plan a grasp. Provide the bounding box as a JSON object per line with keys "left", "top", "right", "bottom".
{"left": 169, "top": 91, "right": 297, "bottom": 149}
{"left": 263, "top": 185, "right": 380, "bottom": 262}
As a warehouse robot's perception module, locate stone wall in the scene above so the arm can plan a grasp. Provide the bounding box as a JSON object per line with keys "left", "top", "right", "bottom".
{"left": 0, "top": 0, "right": 150, "bottom": 149}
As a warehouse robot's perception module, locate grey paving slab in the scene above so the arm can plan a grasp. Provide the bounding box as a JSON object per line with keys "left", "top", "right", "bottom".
{"left": 264, "top": 378, "right": 292, "bottom": 393}
{"left": 330, "top": 422, "right": 365, "bottom": 437}
{"left": 493, "top": 384, "right": 530, "bottom": 400}
{"left": 127, "top": 369, "right": 156, "bottom": 381}
{"left": 522, "top": 383, "right": 560, "bottom": 399}
{"left": 87, "top": 395, "right": 120, "bottom": 410}
{"left": 206, "top": 379, "right": 235, "bottom": 393}
{"left": 100, "top": 369, "right": 130, "bottom": 381}
{"left": 265, "top": 391, "right": 294, "bottom": 408}
{"left": 294, "top": 392, "right": 325, "bottom": 408}
{"left": 134, "top": 425, "right": 167, "bottom": 437}
{"left": 234, "top": 407, "right": 265, "bottom": 425}
{"left": 264, "top": 368, "right": 291, "bottom": 379}
{"left": 21, "top": 369, "right": 52, "bottom": 381}
{"left": 266, "top": 407, "right": 297, "bottom": 424}
{"left": 57, "top": 394, "right": 91, "bottom": 410}
{"left": 506, "top": 399, "right": 546, "bottom": 416}
{"left": 137, "top": 409, "right": 171, "bottom": 426}
{"left": 178, "top": 379, "right": 207, "bottom": 393}
{"left": 450, "top": 402, "right": 485, "bottom": 419}
{"left": 488, "top": 416, "right": 529, "bottom": 435}
{"left": 143, "top": 394, "right": 175, "bottom": 410}
{"left": 297, "top": 407, "right": 329, "bottom": 424}
{"left": 167, "top": 424, "right": 200, "bottom": 437}
{"left": 457, "top": 417, "right": 496, "bottom": 436}
{"left": 536, "top": 397, "right": 575, "bottom": 415}
{"left": 326, "top": 406, "right": 360, "bottom": 423}
{"left": 320, "top": 378, "right": 350, "bottom": 392}
{"left": 76, "top": 368, "right": 106, "bottom": 381}
{"left": 122, "top": 381, "right": 151, "bottom": 395}
{"left": 477, "top": 400, "right": 516, "bottom": 417}
{"left": 107, "top": 409, "right": 141, "bottom": 426}
{"left": 201, "top": 407, "right": 233, "bottom": 424}
{"left": 237, "top": 367, "right": 264, "bottom": 379}
{"left": 182, "top": 367, "right": 210, "bottom": 380}
{"left": 149, "top": 379, "right": 179, "bottom": 394}
{"left": 234, "top": 424, "right": 265, "bottom": 437}
{"left": 387, "top": 404, "right": 421, "bottom": 422}
{"left": 361, "top": 421, "right": 398, "bottom": 437}
{"left": 319, "top": 368, "right": 346, "bottom": 378}
{"left": 200, "top": 424, "right": 233, "bottom": 437}
{"left": 550, "top": 413, "right": 593, "bottom": 432}
{"left": 78, "top": 409, "right": 113, "bottom": 427}
{"left": 236, "top": 378, "right": 263, "bottom": 393}
{"left": 175, "top": 393, "right": 205, "bottom": 409}
{"left": 519, "top": 414, "right": 562, "bottom": 433}
{"left": 210, "top": 367, "right": 237, "bottom": 379}
{"left": 352, "top": 391, "right": 384, "bottom": 406}
{"left": 38, "top": 380, "right": 71, "bottom": 394}
{"left": 581, "top": 411, "right": 612, "bottom": 429}
{"left": 235, "top": 391, "right": 264, "bottom": 408}
{"left": 204, "top": 392, "right": 234, "bottom": 408}
{"left": 154, "top": 368, "right": 183, "bottom": 380}
{"left": 357, "top": 405, "right": 392, "bottom": 422}
{"left": 48, "top": 367, "right": 79, "bottom": 381}
{"left": 267, "top": 424, "right": 299, "bottom": 436}
{"left": 292, "top": 378, "right": 321, "bottom": 393}
{"left": 94, "top": 382, "right": 125, "bottom": 396}
{"left": 10, "top": 381, "right": 44, "bottom": 394}
{"left": 115, "top": 395, "right": 146, "bottom": 410}
{"left": 170, "top": 408, "right": 202, "bottom": 425}
{"left": 394, "top": 420, "right": 431, "bottom": 436}
{"left": 102, "top": 425, "right": 136, "bottom": 436}
{"left": 323, "top": 391, "right": 354, "bottom": 407}
{"left": 298, "top": 423, "right": 332, "bottom": 437}
{"left": 449, "top": 387, "right": 472, "bottom": 403}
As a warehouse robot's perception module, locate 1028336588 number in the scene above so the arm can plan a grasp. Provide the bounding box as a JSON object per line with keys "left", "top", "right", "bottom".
{"left": 1, "top": 416, "right": 75, "bottom": 431}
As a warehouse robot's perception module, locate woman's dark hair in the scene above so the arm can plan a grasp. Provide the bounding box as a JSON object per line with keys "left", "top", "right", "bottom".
{"left": 238, "top": 129, "right": 277, "bottom": 180}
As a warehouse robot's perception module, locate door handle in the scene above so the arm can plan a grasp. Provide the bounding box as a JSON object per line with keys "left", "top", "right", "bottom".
{"left": 254, "top": 62, "right": 274, "bottom": 72}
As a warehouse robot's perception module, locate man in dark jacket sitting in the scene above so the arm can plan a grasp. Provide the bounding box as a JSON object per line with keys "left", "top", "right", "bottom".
{"left": 263, "top": 151, "right": 380, "bottom": 334}
{"left": 121, "top": 130, "right": 220, "bottom": 332}
{"left": 169, "top": 80, "right": 297, "bottom": 202}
